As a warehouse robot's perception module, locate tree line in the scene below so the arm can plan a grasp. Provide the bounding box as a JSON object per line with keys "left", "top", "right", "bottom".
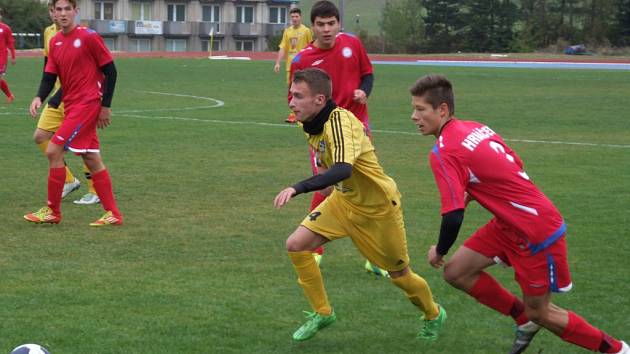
{"left": 373, "top": 0, "right": 630, "bottom": 54}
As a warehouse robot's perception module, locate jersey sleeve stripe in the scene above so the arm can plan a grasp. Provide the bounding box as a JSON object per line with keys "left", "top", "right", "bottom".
{"left": 331, "top": 111, "right": 345, "bottom": 163}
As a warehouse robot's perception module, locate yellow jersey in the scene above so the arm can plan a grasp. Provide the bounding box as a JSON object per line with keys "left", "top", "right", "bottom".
{"left": 44, "top": 23, "right": 63, "bottom": 91}
{"left": 307, "top": 107, "right": 400, "bottom": 214}
{"left": 43, "top": 23, "right": 59, "bottom": 57}
{"left": 279, "top": 24, "right": 312, "bottom": 70}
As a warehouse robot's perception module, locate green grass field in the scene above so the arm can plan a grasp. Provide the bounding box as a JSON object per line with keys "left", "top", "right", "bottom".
{"left": 0, "top": 57, "right": 629, "bottom": 353}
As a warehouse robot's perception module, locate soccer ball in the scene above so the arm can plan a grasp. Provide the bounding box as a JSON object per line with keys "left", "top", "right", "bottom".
{"left": 10, "top": 344, "right": 50, "bottom": 354}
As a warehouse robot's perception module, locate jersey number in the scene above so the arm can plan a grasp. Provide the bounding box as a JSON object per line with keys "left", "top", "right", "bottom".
{"left": 488, "top": 141, "right": 530, "bottom": 180}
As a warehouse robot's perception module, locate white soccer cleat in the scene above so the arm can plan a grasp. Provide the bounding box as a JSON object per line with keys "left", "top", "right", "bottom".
{"left": 616, "top": 341, "right": 629, "bottom": 354}
{"left": 62, "top": 178, "right": 81, "bottom": 198}
{"left": 73, "top": 192, "right": 100, "bottom": 205}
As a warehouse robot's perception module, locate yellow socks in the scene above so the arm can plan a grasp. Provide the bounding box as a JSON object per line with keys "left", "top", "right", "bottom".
{"left": 391, "top": 270, "right": 440, "bottom": 319}
{"left": 38, "top": 140, "right": 75, "bottom": 183}
{"left": 83, "top": 164, "right": 96, "bottom": 193}
{"left": 288, "top": 251, "right": 332, "bottom": 315}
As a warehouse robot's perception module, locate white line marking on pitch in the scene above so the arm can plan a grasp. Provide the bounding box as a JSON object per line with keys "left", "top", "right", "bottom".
{"left": 115, "top": 113, "right": 630, "bottom": 149}
{"left": 115, "top": 91, "right": 225, "bottom": 113}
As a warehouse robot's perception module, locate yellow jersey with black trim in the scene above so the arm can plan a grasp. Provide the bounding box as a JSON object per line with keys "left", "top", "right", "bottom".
{"left": 44, "top": 23, "right": 62, "bottom": 90}
{"left": 279, "top": 24, "right": 312, "bottom": 70}
{"left": 307, "top": 107, "right": 400, "bottom": 214}
{"left": 43, "top": 23, "right": 59, "bottom": 57}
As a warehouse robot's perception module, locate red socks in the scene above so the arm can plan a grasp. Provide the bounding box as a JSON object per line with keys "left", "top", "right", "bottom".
{"left": 92, "top": 169, "right": 122, "bottom": 219}
{"left": 47, "top": 167, "right": 66, "bottom": 215}
{"left": 560, "top": 311, "right": 622, "bottom": 353}
{"left": 468, "top": 271, "right": 528, "bottom": 325}
{"left": 0, "top": 79, "right": 12, "bottom": 97}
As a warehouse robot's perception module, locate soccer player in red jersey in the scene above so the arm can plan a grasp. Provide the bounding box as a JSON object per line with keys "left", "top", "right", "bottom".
{"left": 289, "top": 1, "right": 385, "bottom": 274}
{"left": 24, "top": 0, "right": 122, "bottom": 227}
{"left": 411, "top": 74, "right": 627, "bottom": 354}
{"left": 0, "top": 8, "right": 16, "bottom": 103}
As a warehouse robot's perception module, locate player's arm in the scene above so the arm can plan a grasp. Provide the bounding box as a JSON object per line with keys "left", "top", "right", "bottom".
{"left": 273, "top": 163, "right": 351, "bottom": 208}
{"left": 353, "top": 73, "right": 373, "bottom": 104}
{"left": 428, "top": 209, "right": 465, "bottom": 268}
{"left": 8, "top": 27, "right": 16, "bottom": 64}
{"left": 274, "top": 47, "right": 286, "bottom": 73}
{"left": 30, "top": 71, "right": 58, "bottom": 117}
{"left": 97, "top": 61, "right": 117, "bottom": 128}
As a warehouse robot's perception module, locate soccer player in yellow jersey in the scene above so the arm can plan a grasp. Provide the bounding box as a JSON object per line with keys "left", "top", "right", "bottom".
{"left": 274, "top": 68, "right": 447, "bottom": 341}
{"left": 273, "top": 7, "right": 312, "bottom": 123}
{"left": 32, "top": 1, "right": 99, "bottom": 204}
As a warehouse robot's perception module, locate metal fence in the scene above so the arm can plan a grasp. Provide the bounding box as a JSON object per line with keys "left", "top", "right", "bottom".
{"left": 13, "top": 33, "right": 42, "bottom": 49}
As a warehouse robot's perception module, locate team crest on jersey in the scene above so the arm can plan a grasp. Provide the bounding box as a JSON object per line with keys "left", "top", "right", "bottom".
{"left": 342, "top": 47, "right": 353, "bottom": 58}
{"left": 73, "top": 39, "right": 82, "bottom": 48}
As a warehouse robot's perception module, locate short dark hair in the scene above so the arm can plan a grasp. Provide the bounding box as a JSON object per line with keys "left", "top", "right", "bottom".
{"left": 289, "top": 8, "right": 302, "bottom": 15}
{"left": 410, "top": 74, "right": 455, "bottom": 115}
{"left": 292, "top": 68, "right": 332, "bottom": 100}
{"left": 53, "top": 0, "right": 77, "bottom": 7}
{"left": 310, "top": 1, "right": 339, "bottom": 24}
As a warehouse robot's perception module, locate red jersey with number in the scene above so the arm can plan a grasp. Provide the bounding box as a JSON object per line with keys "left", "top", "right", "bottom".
{"left": 290, "top": 33, "right": 373, "bottom": 124}
{"left": 429, "top": 119, "right": 564, "bottom": 246}
{"left": 0, "top": 22, "right": 15, "bottom": 66}
{"left": 45, "top": 26, "right": 112, "bottom": 108}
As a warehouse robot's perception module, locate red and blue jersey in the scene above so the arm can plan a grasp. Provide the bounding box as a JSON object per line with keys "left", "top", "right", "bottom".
{"left": 45, "top": 26, "right": 113, "bottom": 108}
{"left": 429, "top": 119, "right": 565, "bottom": 251}
{"left": 290, "top": 32, "right": 373, "bottom": 124}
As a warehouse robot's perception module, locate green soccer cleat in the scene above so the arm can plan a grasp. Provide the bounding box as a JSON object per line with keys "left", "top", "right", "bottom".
{"left": 292, "top": 310, "right": 336, "bottom": 341}
{"left": 418, "top": 305, "right": 447, "bottom": 341}
{"left": 364, "top": 260, "right": 390, "bottom": 277}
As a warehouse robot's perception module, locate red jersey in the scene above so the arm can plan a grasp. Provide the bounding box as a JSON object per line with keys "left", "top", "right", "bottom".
{"left": 0, "top": 22, "right": 15, "bottom": 65}
{"left": 290, "top": 33, "right": 373, "bottom": 124}
{"left": 429, "top": 119, "right": 564, "bottom": 247}
{"left": 45, "top": 26, "right": 113, "bottom": 108}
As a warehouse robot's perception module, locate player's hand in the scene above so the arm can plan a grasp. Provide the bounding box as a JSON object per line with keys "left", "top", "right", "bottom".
{"left": 29, "top": 97, "right": 42, "bottom": 118}
{"left": 427, "top": 245, "right": 445, "bottom": 269}
{"left": 274, "top": 63, "right": 280, "bottom": 73}
{"left": 11, "top": 58, "right": 16, "bottom": 65}
{"left": 274, "top": 187, "right": 296, "bottom": 209}
{"left": 353, "top": 89, "right": 367, "bottom": 104}
{"left": 97, "top": 107, "right": 111, "bottom": 129}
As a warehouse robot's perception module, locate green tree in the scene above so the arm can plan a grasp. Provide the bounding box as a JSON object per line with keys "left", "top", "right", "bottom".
{"left": 0, "top": 0, "right": 49, "bottom": 49}
{"left": 610, "top": 0, "right": 630, "bottom": 46}
{"left": 422, "top": 0, "right": 464, "bottom": 53}
{"left": 380, "top": 0, "right": 425, "bottom": 53}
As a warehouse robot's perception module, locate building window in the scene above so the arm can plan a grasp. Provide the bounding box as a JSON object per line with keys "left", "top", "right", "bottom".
{"left": 102, "top": 37, "right": 116, "bottom": 50}
{"left": 269, "top": 7, "right": 287, "bottom": 24}
{"left": 131, "top": 2, "right": 152, "bottom": 21}
{"left": 235, "top": 40, "right": 254, "bottom": 51}
{"left": 95, "top": 2, "right": 114, "bottom": 20}
{"left": 166, "top": 38, "right": 187, "bottom": 52}
{"left": 236, "top": 6, "right": 254, "bottom": 23}
{"left": 202, "top": 5, "right": 220, "bottom": 22}
{"left": 167, "top": 4, "right": 186, "bottom": 22}
{"left": 201, "top": 39, "right": 221, "bottom": 52}
{"left": 129, "top": 38, "right": 152, "bottom": 52}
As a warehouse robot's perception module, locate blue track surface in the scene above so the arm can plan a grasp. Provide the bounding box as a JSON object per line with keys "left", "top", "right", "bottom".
{"left": 373, "top": 60, "right": 630, "bottom": 70}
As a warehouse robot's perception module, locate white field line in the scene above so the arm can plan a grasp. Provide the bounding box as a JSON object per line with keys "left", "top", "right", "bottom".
{"left": 115, "top": 112, "right": 630, "bottom": 149}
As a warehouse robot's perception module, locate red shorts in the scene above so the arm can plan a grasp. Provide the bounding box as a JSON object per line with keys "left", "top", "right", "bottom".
{"left": 51, "top": 100, "right": 101, "bottom": 153}
{"left": 464, "top": 218, "right": 572, "bottom": 296}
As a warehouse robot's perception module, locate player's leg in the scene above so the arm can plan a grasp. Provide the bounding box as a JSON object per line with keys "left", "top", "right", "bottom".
{"left": 24, "top": 141, "right": 66, "bottom": 223}
{"left": 522, "top": 293, "right": 626, "bottom": 353}
{"left": 83, "top": 152, "right": 122, "bottom": 226}
{"left": 34, "top": 104, "right": 80, "bottom": 198}
{"left": 349, "top": 201, "right": 444, "bottom": 340}
{"left": 285, "top": 73, "right": 296, "bottom": 123}
{"left": 0, "top": 71, "right": 14, "bottom": 102}
{"left": 307, "top": 147, "right": 325, "bottom": 262}
{"left": 74, "top": 164, "right": 100, "bottom": 205}
{"left": 286, "top": 225, "right": 335, "bottom": 341}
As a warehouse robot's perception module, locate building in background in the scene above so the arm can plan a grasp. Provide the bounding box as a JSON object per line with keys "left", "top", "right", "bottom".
{"left": 75, "top": 0, "right": 298, "bottom": 52}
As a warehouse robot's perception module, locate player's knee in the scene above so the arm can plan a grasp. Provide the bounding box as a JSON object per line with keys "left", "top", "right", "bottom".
{"left": 285, "top": 237, "right": 304, "bottom": 252}
{"left": 33, "top": 131, "right": 47, "bottom": 145}
{"left": 442, "top": 263, "right": 464, "bottom": 287}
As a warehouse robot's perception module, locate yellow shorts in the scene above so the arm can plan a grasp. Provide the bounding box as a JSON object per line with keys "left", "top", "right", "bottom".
{"left": 36, "top": 102, "right": 65, "bottom": 132}
{"left": 301, "top": 192, "right": 410, "bottom": 272}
